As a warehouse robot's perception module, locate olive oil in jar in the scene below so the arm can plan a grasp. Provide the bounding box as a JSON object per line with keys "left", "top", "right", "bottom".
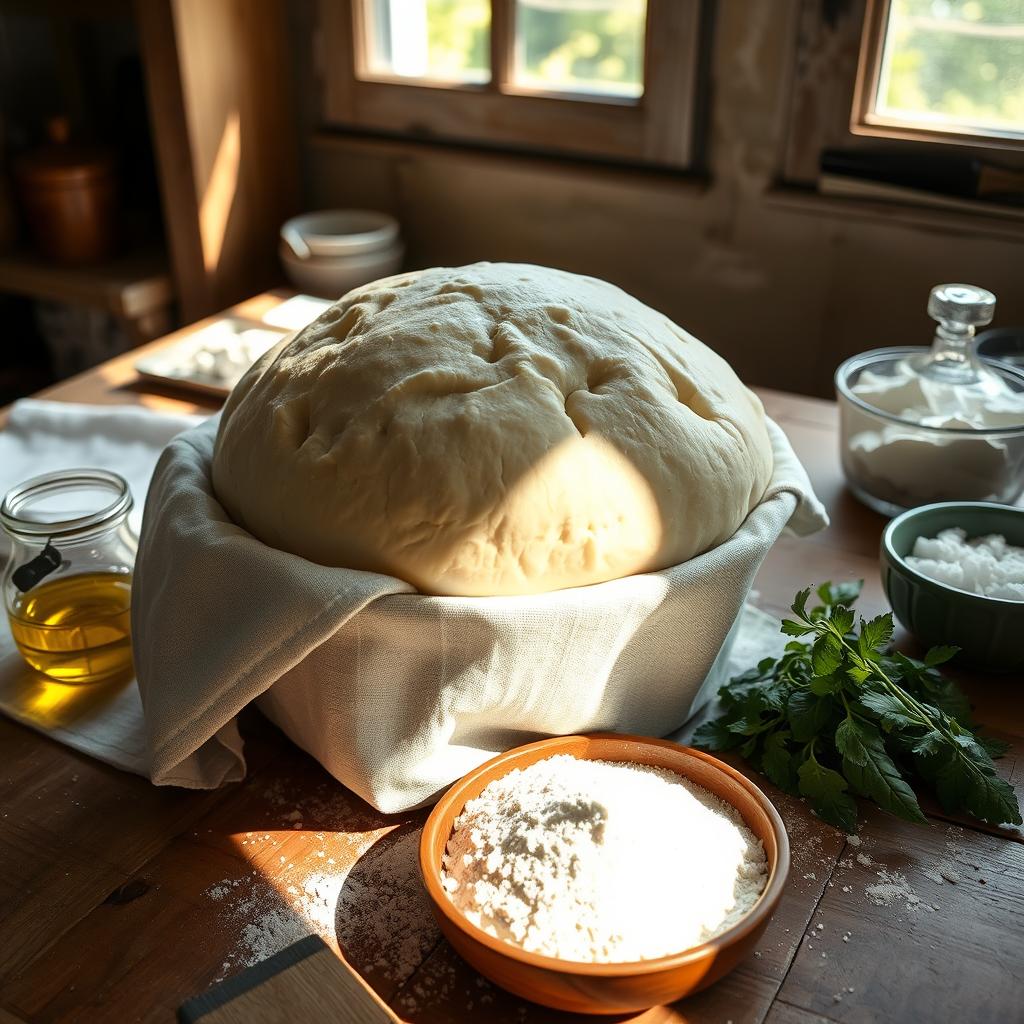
{"left": 3, "top": 469, "right": 138, "bottom": 685}
{"left": 7, "top": 572, "right": 133, "bottom": 683}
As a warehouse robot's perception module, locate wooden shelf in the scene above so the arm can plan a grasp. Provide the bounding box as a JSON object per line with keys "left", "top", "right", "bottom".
{"left": 0, "top": 246, "right": 174, "bottom": 319}
{"left": 2, "top": 1, "right": 299, "bottom": 325}
{"left": 764, "top": 184, "right": 1024, "bottom": 244}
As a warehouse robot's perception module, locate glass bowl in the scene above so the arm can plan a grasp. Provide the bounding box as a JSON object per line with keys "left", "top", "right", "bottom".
{"left": 835, "top": 347, "right": 1024, "bottom": 517}
{"left": 976, "top": 326, "right": 1024, "bottom": 371}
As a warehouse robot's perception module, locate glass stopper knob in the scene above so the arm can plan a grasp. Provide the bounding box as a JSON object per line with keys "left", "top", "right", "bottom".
{"left": 927, "top": 283, "right": 996, "bottom": 328}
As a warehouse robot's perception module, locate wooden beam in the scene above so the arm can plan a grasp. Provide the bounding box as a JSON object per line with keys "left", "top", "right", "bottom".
{"left": 136, "top": 0, "right": 300, "bottom": 322}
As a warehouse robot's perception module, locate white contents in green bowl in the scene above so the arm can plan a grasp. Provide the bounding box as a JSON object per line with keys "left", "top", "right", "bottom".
{"left": 441, "top": 754, "right": 768, "bottom": 963}
{"left": 907, "top": 528, "right": 1024, "bottom": 601}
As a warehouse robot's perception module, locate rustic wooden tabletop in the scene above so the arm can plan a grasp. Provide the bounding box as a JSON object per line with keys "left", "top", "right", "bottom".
{"left": 1, "top": 295, "right": 1021, "bottom": 1024}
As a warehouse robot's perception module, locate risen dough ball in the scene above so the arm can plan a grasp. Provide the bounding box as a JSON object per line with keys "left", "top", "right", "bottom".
{"left": 212, "top": 263, "right": 773, "bottom": 596}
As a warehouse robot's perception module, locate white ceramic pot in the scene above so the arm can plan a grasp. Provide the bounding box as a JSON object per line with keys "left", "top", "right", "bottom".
{"left": 280, "top": 209, "right": 399, "bottom": 259}
{"left": 279, "top": 241, "right": 405, "bottom": 299}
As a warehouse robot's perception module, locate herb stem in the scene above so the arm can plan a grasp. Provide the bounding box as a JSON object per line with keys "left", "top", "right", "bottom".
{"left": 821, "top": 619, "right": 993, "bottom": 791}
{"left": 839, "top": 691, "right": 853, "bottom": 719}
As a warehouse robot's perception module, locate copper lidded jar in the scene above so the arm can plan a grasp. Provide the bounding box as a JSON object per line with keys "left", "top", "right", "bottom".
{"left": 14, "top": 117, "right": 117, "bottom": 266}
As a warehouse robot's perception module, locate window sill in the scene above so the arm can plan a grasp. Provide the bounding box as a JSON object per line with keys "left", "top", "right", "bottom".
{"left": 764, "top": 184, "right": 1024, "bottom": 244}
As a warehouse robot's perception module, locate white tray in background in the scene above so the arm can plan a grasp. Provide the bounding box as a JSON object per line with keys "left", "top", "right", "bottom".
{"left": 261, "top": 294, "right": 334, "bottom": 330}
{"left": 134, "top": 295, "right": 334, "bottom": 397}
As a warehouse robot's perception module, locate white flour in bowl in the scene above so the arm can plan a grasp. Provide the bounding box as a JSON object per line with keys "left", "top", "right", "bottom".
{"left": 441, "top": 755, "right": 768, "bottom": 963}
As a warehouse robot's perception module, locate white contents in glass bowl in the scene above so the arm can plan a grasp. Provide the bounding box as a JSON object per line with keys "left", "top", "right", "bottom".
{"left": 441, "top": 755, "right": 768, "bottom": 963}
{"left": 846, "top": 366, "right": 1024, "bottom": 506}
{"left": 852, "top": 366, "right": 1024, "bottom": 429}
{"left": 906, "top": 528, "right": 1024, "bottom": 601}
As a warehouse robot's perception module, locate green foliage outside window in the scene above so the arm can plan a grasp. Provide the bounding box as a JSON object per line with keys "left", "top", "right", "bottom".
{"left": 516, "top": 0, "right": 646, "bottom": 97}
{"left": 401, "top": 0, "right": 646, "bottom": 96}
{"left": 422, "top": 0, "right": 490, "bottom": 81}
{"left": 881, "top": 0, "right": 1024, "bottom": 132}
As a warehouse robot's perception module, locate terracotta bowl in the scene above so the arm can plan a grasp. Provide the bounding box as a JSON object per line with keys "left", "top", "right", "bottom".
{"left": 419, "top": 733, "right": 789, "bottom": 1015}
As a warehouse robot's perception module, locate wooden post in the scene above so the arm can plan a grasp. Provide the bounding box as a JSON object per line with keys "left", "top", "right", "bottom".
{"left": 135, "top": 0, "right": 300, "bottom": 323}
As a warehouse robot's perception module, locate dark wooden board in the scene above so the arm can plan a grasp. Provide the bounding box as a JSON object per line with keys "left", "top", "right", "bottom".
{"left": 178, "top": 935, "right": 398, "bottom": 1024}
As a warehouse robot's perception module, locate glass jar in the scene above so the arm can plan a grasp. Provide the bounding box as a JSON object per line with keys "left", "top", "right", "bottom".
{"left": 1, "top": 469, "right": 137, "bottom": 684}
{"left": 834, "top": 284, "right": 1024, "bottom": 517}
{"left": 835, "top": 347, "right": 1024, "bottom": 517}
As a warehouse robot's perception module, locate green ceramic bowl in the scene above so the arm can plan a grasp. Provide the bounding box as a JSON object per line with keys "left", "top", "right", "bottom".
{"left": 881, "top": 501, "right": 1024, "bottom": 672}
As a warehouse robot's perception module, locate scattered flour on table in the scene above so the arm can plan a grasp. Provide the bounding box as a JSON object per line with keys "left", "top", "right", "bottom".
{"left": 921, "top": 836, "right": 970, "bottom": 884}
{"left": 922, "top": 858, "right": 961, "bottom": 885}
{"left": 442, "top": 755, "right": 768, "bottom": 962}
{"left": 865, "top": 869, "right": 934, "bottom": 912}
{"left": 201, "top": 785, "right": 439, "bottom": 984}
{"left": 831, "top": 830, "right": 974, "bottom": 915}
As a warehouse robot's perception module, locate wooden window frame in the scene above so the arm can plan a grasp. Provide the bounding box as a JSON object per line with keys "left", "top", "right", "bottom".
{"left": 319, "top": 0, "right": 703, "bottom": 169}
{"left": 781, "top": 0, "right": 1024, "bottom": 191}
{"left": 850, "top": 0, "right": 1024, "bottom": 151}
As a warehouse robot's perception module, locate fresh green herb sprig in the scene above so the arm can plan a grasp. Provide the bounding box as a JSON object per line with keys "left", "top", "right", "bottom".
{"left": 694, "top": 581, "right": 1021, "bottom": 833}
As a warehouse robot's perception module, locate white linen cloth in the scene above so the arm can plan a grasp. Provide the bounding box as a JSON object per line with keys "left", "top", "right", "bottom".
{"left": 0, "top": 400, "right": 206, "bottom": 541}
{"left": 0, "top": 400, "right": 206, "bottom": 773}
{"left": 132, "top": 415, "right": 827, "bottom": 812}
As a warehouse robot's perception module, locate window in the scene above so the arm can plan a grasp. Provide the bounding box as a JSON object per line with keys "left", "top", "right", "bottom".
{"left": 853, "top": 0, "right": 1024, "bottom": 147}
{"left": 513, "top": 0, "right": 646, "bottom": 98}
{"left": 319, "top": 0, "right": 704, "bottom": 169}
{"left": 781, "top": 0, "right": 1024, "bottom": 204}
{"left": 363, "top": 0, "right": 491, "bottom": 84}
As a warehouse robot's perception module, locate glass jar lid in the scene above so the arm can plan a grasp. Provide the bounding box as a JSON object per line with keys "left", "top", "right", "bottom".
{"left": 1, "top": 469, "right": 132, "bottom": 541}
{"left": 836, "top": 347, "right": 1024, "bottom": 436}
{"left": 848, "top": 284, "right": 1024, "bottom": 432}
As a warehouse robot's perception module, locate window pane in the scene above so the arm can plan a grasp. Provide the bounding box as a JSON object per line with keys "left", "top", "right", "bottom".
{"left": 513, "top": 0, "right": 646, "bottom": 99}
{"left": 875, "top": 0, "right": 1024, "bottom": 136}
{"left": 364, "top": 0, "right": 490, "bottom": 84}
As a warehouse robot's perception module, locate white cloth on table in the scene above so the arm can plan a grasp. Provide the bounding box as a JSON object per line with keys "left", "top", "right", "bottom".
{"left": 0, "top": 400, "right": 205, "bottom": 542}
{"left": 0, "top": 400, "right": 206, "bottom": 773}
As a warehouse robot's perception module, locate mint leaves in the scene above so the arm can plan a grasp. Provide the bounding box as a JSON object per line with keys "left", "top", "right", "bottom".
{"left": 694, "top": 582, "right": 1021, "bottom": 833}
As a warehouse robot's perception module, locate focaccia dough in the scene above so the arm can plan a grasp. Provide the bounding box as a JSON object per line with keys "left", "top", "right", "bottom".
{"left": 212, "top": 263, "right": 773, "bottom": 596}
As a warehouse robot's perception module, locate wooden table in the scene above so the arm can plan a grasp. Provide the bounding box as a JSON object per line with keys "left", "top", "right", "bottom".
{"left": 1, "top": 296, "right": 1021, "bottom": 1024}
